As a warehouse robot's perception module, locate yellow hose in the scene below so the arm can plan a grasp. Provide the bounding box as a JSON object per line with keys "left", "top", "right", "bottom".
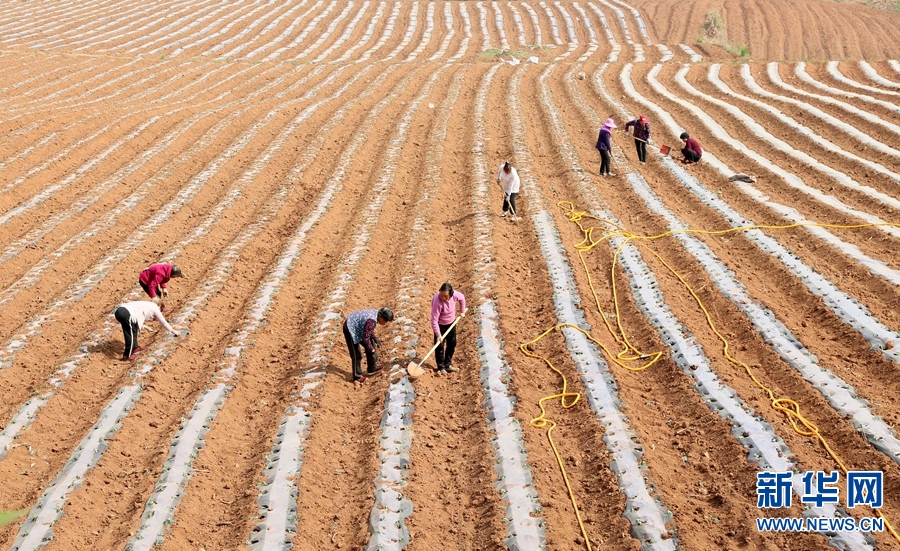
{"left": 520, "top": 201, "right": 900, "bottom": 549}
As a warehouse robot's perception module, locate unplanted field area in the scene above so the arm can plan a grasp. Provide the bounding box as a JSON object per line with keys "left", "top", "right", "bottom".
{"left": 1, "top": 1, "right": 900, "bottom": 550}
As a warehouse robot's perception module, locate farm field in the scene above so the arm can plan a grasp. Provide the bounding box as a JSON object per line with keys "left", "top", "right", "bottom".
{"left": 1, "top": 1, "right": 900, "bottom": 550}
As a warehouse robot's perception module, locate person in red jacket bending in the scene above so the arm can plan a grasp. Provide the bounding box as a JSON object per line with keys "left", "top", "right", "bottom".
{"left": 680, "top": 132, "right": 703, "bottom": 164}
{"left": 139, "top": 263, "right": 183, "bottom": 304}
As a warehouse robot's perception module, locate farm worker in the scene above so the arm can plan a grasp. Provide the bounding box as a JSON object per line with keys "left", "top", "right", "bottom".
{"left": 113, "top": 300, "right": 178, "bottom": 361}
{"left": 431, "top": 283, "right": 466, "bottom": 375}
{"left": 595, "top": 118, "right": 616, "bottom": 176}
{"left": 343, "top": 307, "right": 394, "bottom": 383}
{"left": 624, "top": 115, "right": 651, "bottom": 164}
{"left": 139, "top": 263, "right": 183, "bottom": 304}
{"left": 680, "top": 132, "right": 703, "bottom": 164}
{"left": 496, "top": 161, "right": 520, "bottom": 221}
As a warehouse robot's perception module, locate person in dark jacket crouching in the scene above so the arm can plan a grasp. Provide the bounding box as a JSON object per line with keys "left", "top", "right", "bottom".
{"left": 680, "top": 132, "right": 703, "bottom": 164}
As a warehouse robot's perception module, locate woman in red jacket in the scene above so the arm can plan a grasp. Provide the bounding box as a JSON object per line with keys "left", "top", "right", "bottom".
{"left": 139, "top": 263, "right": 183, "bottom": 304}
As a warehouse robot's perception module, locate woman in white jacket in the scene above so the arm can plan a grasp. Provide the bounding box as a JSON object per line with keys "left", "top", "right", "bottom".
{"left": 496, "top": 161, "right": 520, "bottom": 221}
{"left": 114, "top": 300, "right": 178, "bottom": 361}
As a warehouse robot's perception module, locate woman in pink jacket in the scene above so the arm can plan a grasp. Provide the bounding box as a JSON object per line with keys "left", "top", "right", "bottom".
{"left": 431, "top": 283, "right": 466, "bottom": 375}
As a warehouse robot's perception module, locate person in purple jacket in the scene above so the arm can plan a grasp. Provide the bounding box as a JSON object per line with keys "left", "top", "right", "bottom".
{"left": 595, "top": 118, "right": 616, "bottom": 176}
{"left": 343, "top": 307, "right": 394, "bottom": 383}
{"left": 431, "top": 283, "right": 466, "bottom": 375}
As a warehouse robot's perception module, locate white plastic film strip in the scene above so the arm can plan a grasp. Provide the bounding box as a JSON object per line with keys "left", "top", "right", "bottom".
{"left": 588, "top": 1, "right": 619, "bottom": 55}
{"left": 262, "top": 0, "right": 337, "bottom": 61}
{"left": 578, "top": 62, "right": 872, "bottom": 550}
{"left": 0, "top": 57, "right": 89, "bottom": 102}
{"left": 570, "top": 2, "right": 598, "bottom": 62}
{"left": 94, "top": 0, "right": 225, "bottom": 53}
{"left": 202, "top": 1, "right": 280, "bottom": 56}
{"left": 617, "top": 64, "right": 900, "bottom": 463}
{"left": 644, "top": 64, "right": 900, "bottom": 240}
{"left": 3, "top": 56, "right": 145, "bottom": 114}
{"left": 555, "top": 1, "right": 577, "bottom": 43}
{"left": 470, "top": 63, "right": 546, "bottom": 551}
{"left": 674, "top": 65, "right": 900, "bottom": 216}
{"left": 655, "top": 43, "right": 673, "bottom": 62}
{"left": 678, "top": 44, "right": 702, "bottom": 62}
{"left": 507, "top": 2, "right": 526, "bottom": 46}
{"left": 0, "top": 63, "right": 268, "bottom": 276}
{"left": 521, "top": 2, "right": 542, "bottom": 46}
{"left": 218, "top": 2, "right": 307, "bottom": 59}
{"left": 746, "top": 65, "right": 900, "bottom": 159}
{"left": 554, "top": 2, "right": 581, "bottom": 61}
{"left": 249, "top": 66, "right": 443, "bottom": 551}
{"left": 0, "top": 0, "right": 120, "bottom": 41}
{"left": 295, "top": 1, "right": 356, "bottom": 61}
{"left": 792, "top": 62, "right": 900, "bottom": 118}
{"left": 511, "top": 62, "right": 675, "bottom": 549}
{"left": 365, "top": 68, "right": 464, "bottom": 551}
{"left": 166, "top": 0, "right": 270, "bottom": 56}
{"left": 0, "top": 116, "right": 160, "bottom": 226}
{"left": 0, "top": 70, "right": 294, "bottom": 451}
{"left": 428, "top": 2, "right": 454, "bottom": 61}
{"left": 383, "top": 1, "right": 419, "bottom": 62}
{"left": 21, "top": 0, "right": 190, "bottom": 49}
{"left": 314, "top": 1, "right": 370, "bottom": 63}
{"left": 216, "top": 0, "right": 310, "bottom": 59}
{"left": 92, "top": 0, "right": 222, "bottom": 53}
{"left": 238, "top": 0, "right": 322, "bottom": 60}
{"left": 8, "top": 62, "right": 366, "bottom": 549}
{"left": 711, "top": 65, "right": 900, "bottom": 192}
{"left": 594, "top": 0, "right": 632, "bottom": 45}
{"left": 572, "top": 2, "right": 597, "bottom": 44}
{"left": 492, "top": 1, "right": 510, "bottom": 51}
{"left": 477, "top": 1, "right": 491, "bottom": 51}
{"left": 0, "top": 64, "right": 333, "bottom": 373}
{"left": 450, "top": 2, "right": 472, "bottom": 61}
{"left": 64, "top": 0, "right": 196, "bottom": 51}
{"left": 336, "top": 1, "right": 385, "bottom": 63}
{"left": 633, "top": 43, "right": 644, "bottom": 62}
{"left": 858, "top": 60, "right": 900, "bottom": 88}
{"left": 125, "top": 63, "right": 396, "bottom": 551}
{"left": 539, "top": 1, "right": 563, "bottom": 45}
{"left": 607, "top": 0, "right": 652, "bottom": 44}
{"left": 357, "top": 1, "right": 401, "bottom": 63}
{"left": 826, "top": 61, "right": 900, "bottom": 97}
{"left": 405, "top": 0, "right": 434, "bottom": 62}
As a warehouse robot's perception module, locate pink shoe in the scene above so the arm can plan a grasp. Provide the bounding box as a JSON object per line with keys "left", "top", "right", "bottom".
{"left": 121, "top": 355, "right": 137, "bottom": 362}
{"left": 133, "top": 346, "right": 147, "bottom": 354}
